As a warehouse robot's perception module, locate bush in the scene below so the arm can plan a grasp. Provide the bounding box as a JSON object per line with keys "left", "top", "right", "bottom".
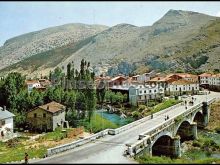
{"left": 138, "top": 105, "right": 146, "bottom": 112}
{"left": 82, "top": 113, "right": 118, "bottom": 133}
{"left": 131, "top": 111, "right": 141, "bottom": 119}
{"left": 192, "top": 140, "right": 202, "bottom": 147}
{"left": 215, "top": 127, "right": 220, "bottom": 134}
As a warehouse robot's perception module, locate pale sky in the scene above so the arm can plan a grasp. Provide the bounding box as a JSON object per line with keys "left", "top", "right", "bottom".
{"left": 0, "top": 1, "right": 220, "bottom": 46}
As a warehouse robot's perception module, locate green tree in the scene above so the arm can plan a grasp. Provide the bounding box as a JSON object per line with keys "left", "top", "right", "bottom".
{"left": 67, "top": 63, "right": 71, "bottom": 80}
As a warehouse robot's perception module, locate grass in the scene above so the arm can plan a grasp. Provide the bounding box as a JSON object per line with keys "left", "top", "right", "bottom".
{"left": 37, "top": 127, "right": 73, "bottom": 142}
{"left": 136, "top": 152, "right": 220, "bottom": 164}
{"left": 144, "top": 99, "right": 181, "bottom": 117}
{"left": 0, "top": 137, "right": 47, "bottom": 163}
{"left": 0, "top": 127, "right": 81, "bottom": 163}
{"left": 82, "top": 113, "right": 118, "bottom": 133}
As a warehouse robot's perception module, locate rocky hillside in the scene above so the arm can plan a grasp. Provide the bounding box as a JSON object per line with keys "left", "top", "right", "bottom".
{"left": 0, "top": 23, "right": 108, "bottom": 70}
{"left": 60, "top": 9, "right": 219, "bottom": 73}
{"left": 0, "top": 9, "right": 220, "bottom": 77}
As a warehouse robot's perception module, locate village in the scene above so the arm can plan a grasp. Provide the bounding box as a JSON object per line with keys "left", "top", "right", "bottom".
{"left": 0, "top": 64, "right": 220, "bottom": 163}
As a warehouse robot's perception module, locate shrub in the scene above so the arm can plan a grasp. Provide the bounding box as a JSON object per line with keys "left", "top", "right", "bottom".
{"left": 215, "top": 127, "right": 220, "bottom": 134}
{"left": 138, "top": 105, "right": 146, "bottom": 112}
{"left": 192, "top": 140, "right": 202, "bottom": 147}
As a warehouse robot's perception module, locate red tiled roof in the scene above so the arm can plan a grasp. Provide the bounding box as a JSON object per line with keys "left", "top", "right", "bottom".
{"left": 171, "top": 79, "right": 197, "bottom": 85}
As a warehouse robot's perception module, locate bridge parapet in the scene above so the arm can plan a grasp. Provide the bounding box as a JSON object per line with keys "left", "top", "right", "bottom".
{"left": 109, "top": 102, "right": 183, "bottom": 135}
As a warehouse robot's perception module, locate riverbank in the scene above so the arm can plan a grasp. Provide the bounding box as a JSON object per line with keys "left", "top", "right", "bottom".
{"left": 135, "top": 100, "right": 220, "bottom": 164}
{"left": 99, "top": 99, "right": 181, "bottom": 120}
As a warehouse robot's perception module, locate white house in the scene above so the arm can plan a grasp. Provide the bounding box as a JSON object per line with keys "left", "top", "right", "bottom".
{"left": 129, "top": 84, "right": 164, "bottom": 106}
{"left": 199, "top": 73, "right": 220, "bottom": 91}
{"left": 0, "top": 106, "right": 15, "bottom": 140}
{"left": 209, "top": 74, "right": 220, "bottom": 86}
{"left": 25, "top": 80, "right": 41, "bottom": 93}
{"left": 166, "top": 79, "right": 200, "bottom": 96}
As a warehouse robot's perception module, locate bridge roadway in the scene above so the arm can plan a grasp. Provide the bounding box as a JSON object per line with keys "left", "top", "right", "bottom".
{"left": 33, "top": 92, "right": 220, "bottom": 164}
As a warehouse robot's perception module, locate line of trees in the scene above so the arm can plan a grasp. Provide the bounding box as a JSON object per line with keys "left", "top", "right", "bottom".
{"left": 0, "top": 59, "right": 128, "bottom": 129}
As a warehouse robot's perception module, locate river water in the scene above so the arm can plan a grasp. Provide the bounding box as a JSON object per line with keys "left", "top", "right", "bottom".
{"left": 95, "top": 110, "right": 134, "bottom": 126}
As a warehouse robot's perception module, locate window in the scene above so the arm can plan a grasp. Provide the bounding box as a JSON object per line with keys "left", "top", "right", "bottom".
{"left": 149, "top": 90, "right": 151, "bottom": 93}
{"left": 0, "top": 120, "right": 5, "bottom": 127}
{"left": 154, "top": 90, "right": 156, "bottom": 93}
{"left": 34, "top": 113, "right": 37, "bottom": 118}
{"left": 43, "top": 113, "right": 46, "bottom": 118}
{"left": 144, "top": 90, "right": 146, "bottom": 93}
{"left": 139, "top": 90, "right": 142, "bottom": 94}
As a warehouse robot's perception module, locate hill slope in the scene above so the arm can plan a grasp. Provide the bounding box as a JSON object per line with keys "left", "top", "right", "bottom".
{"left": 0, "top": 23, "right": 108, "bottom": 70}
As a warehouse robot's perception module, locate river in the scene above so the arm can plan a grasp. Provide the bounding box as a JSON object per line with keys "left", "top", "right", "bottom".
{"left": 95, "top": 110, "right": 134, "bottom": 126}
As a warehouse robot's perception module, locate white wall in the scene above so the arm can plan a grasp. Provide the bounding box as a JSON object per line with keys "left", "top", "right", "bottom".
{"left": 167, "top": 83, "right": 199, "bottom": 92}
{"left": 0, "top": 117, "right": 14, "bottom": 135}
{"left": 28, "top": 83, "right": 41, "bottom": 92}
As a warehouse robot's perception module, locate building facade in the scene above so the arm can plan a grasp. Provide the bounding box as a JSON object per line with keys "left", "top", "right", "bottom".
{"left": 26, "top": 101, "right": 67, "bottom": 132}
{"left": 0, "top": 106, "right": 15, "bottom": 140}
{"left": 199, "top": 73, "right": 220, "bottom": 91}
{"left": 129, "top": 84, "right": 164, "bottom": 106}
{"left": 166, "top": 79, "right": 200, "bottom": 96}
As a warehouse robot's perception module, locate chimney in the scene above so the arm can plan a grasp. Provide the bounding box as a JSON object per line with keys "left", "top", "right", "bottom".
{"left": 3, "top": 106, "right": 6, "bottom": 111}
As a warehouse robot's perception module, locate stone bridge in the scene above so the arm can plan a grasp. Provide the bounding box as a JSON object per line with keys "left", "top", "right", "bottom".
{"left": 127, "top": 98, "right": 216, "bottom": 158}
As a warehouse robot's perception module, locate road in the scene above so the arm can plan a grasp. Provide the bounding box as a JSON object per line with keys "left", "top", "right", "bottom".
{"left": 32, "top": 92, "right": 220, "bottom": 164}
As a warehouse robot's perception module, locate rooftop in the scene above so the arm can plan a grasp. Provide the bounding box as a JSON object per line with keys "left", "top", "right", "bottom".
{"left": 25, "top": 80, "right": 40, "bottom": 84}
{"left": 38, "top": 101, "right": 66, "bottom": 113}
{"left": 0, "top": 107, "right": 15, "bottom": 120}
{"left": 199, "top": 73, "right": 212, "bottom": 77}
{"left": 109, "top": 76, "right": 127, "bottom": 82}
{"left": 171, "top": 79, "right": 197, "bottom": 85}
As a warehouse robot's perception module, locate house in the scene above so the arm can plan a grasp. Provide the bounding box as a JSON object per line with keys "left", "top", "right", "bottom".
{"left": 199, "top": 73, "right": 220, "bottom": 91}
{"left": 38, "top": 78, "right": 52, "bottom": 88}
{"left": 26, "top": 101, "right": 68, "bottom": 132}
{"left": 0, "top": 106, "right": 15, "bottom": 140}
{"left": 129, "top": 84, "right": 164, "bottom": 106}
{"left": 147, "top": 76, "right": 175, "bottom": 89}
{"left": 147, "top": 73, "right": 200, "bottom": 96}
{"left": 174, "top": 73, "right": 198, "bottom": 83}
{"left": 166, "top": 79, "right": 200, "bottom": 96}
{"left": 25, "top": 80, "right": 41, "bottom": 93}
{"left": 131, "top": 70, "right": 156, "bottom": 83}
{"left": 108, "top": 76, "right": 127, "bottom": 88}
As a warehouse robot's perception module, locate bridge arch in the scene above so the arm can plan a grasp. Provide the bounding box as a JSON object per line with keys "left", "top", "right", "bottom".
{"left": 152, "top": 134, "right": 175, "bottom": 157}
{"left": 193, "top": 111, "right": 205, "bottom": 128}
{"left": 175, "top": 120, "right": 195, "bottom": 142}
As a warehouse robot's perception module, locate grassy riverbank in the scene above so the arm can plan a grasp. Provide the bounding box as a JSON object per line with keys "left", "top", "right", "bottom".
{"left": 82, "top": 113, "right": 118, "bottom": 133}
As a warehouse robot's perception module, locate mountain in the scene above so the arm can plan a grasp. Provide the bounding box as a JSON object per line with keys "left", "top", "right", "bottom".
{"left": 0, "top": 9, "right": 220, "bottom": 77}
{"left": 0, "top": 23, "right": 108, "bottom": 70}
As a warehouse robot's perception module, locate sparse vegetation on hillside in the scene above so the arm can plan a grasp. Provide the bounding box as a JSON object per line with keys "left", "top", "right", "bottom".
{"left": 1, "top": 10, "right": 220, "bottom": 76}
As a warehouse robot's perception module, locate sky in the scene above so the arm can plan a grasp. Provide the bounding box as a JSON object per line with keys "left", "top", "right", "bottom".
{"left": 0, "top": 1, "right": 220, "bottom": 46}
